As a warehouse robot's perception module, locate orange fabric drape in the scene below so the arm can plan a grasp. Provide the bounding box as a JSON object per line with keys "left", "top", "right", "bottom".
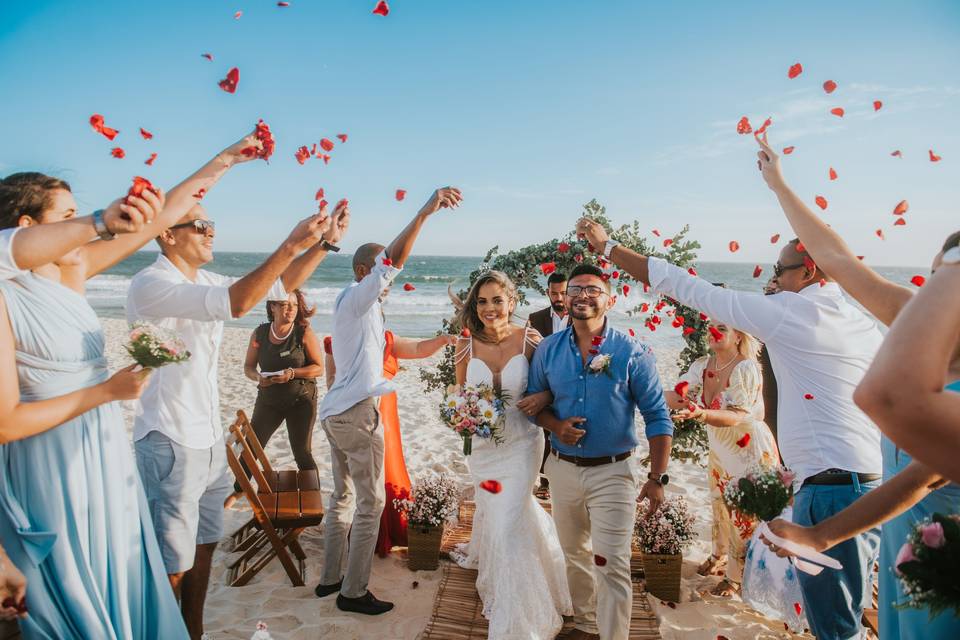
{"left": 375, "top": 331, "right": 411, "bottom": 556}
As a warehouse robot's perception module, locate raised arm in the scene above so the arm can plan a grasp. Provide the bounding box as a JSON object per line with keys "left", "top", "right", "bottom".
{"left": 281, "top": 202, "right": 350, "bottom": 291}
{"left": 755, "top": 135, "right": 912, "bottom": 326}
{"left": 853, "top": 259, "right": 960, "bottom": 483}
{"left": 393, "top": 334, "right": 457, "bottom": 359}
{"left": 384, "top": 187, "right": 462, "bottom": 268}
{"left": 82, "top": 128, "right": 268, "bottom": 278}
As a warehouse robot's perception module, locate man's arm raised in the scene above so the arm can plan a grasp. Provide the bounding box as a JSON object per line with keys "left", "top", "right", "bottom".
{"left": 384, "top": 187, "right": 462, "bottom": 268}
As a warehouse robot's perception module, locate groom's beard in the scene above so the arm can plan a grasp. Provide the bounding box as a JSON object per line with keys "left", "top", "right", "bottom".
{"left": 568, "top": 298, "right": 602, "bottom": 320}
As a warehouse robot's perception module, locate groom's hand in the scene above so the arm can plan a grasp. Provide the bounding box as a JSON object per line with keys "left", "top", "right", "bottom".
{"left": 554, "top": 417, "right": 587, "bottom": 446}
{"left": 638, "top": 479, "right": 664, "bottom": 518}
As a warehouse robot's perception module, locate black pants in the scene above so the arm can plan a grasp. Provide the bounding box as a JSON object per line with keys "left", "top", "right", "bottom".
{"left": 235, "top": 381, "right": 318, "bottom": 491}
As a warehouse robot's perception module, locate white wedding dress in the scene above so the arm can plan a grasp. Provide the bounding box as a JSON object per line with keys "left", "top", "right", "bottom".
{"left": 451, "top": 333, "right": 572, "bottom": 639}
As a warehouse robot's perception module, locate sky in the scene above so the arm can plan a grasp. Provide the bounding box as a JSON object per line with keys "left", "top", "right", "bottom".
{"left": 1, "top": 0, "right": 957, "bottom": 266}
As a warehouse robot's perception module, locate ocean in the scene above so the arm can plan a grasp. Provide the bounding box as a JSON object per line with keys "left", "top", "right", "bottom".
{"left": 92, "top": 252, "right": 926, "bottom": 346}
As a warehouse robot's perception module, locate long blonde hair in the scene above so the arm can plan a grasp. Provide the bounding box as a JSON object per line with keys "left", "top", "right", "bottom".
{"left": 734, "top": 329, "right": 761, "bottom": 360}
{"left": 456, "top": 271, "right": 518, "bottom": 342}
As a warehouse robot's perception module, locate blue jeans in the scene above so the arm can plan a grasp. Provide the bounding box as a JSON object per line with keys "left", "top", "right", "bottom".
{"left": 793, "top": 479, "right": 881, "bottom": 640}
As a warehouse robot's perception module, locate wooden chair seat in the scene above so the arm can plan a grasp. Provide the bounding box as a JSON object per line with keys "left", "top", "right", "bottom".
{"left": 258, "top": 490, "right": 324, "bottom": 528}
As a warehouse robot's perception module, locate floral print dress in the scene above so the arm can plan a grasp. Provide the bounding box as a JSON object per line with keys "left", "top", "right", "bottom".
{"left": 677, "top": 357, "right": 778, "bottom": 583}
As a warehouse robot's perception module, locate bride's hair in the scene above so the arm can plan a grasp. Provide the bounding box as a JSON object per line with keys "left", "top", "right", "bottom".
{"left": 457, "top": 270, "right": 518, "bottom": 342}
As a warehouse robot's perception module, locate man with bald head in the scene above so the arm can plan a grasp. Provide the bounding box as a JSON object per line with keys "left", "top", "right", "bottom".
{"left": 127, "top": 199, "right": 349, "bottom": 638}
{"left": 316, "top": 187, "right": 461, "bottom": 615}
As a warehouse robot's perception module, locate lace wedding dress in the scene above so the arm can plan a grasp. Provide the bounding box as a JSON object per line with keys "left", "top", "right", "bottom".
{"left": 450, "top": 334, "right": 572, "bottom": 639}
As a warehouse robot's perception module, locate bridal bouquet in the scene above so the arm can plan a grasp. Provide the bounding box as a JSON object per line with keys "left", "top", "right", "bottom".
{"left": 895, "top": 512, "right": 960, "bottom": 617}
{"left": 393, "top": 473, "right": 461, "bottom": 529}
{"left": 439, "top": 383, "right": 507, "bottom": 455}
{"left": 633, "top": 496, "right": 697, "bottom": 555}
{"left": 125, "top": 323, "right": 191, "bottom": 369}
{"left": 723, "top": 464, "right": 796, "bottom": 522}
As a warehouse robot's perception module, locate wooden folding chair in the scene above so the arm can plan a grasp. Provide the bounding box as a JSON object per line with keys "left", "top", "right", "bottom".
{"left": 224, "top": 410, "right": 324, "bottom": 587}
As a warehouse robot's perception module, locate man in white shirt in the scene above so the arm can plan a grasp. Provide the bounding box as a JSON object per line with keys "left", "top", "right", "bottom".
{"left": 315, "top": 187, "right": 462, "bottom": 615}
{"left": 576, "top": 219, "right": 883, "bottom": 640}
{"left": 127, "top": 200, "right": 349, "bottom": 639}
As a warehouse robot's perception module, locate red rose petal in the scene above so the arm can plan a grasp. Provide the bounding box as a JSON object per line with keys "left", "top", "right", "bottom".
{"left": 682, "top": 326, "right": 695, "bottom": 335}
{"left": 321, "top": 154, "right": 331, "bottom": 164}
{"left": 893, "top": 200, "right": 908, "bottom": 215}
{"left": 234, "top": 10, "right": 242, "bottom": 19}
{"left": 479, "top": 479, "right": 502, "bottom": 494}
{"left": 804, "top": 393, "right": 814, "bottom": 400}
{"left": 218, "top": 67, "right": 239, "bottom": 93}
{"left": 591, "top": 335, "right": 604, "bottom": 346}
{"left": 873, "top": 100, "right": 882, "bottom": 112}
{"left": 250, "top": 119, "right": 275, "bottom": 161}
{"left": 193, "top": 188, "right": 207, "bottom": 200}
{"left": 393, "top": 189, "right": 407, "bottom": 202}
{"left": 736, "top": 116, "right": 752, "bottom": 135}
{"left": 787, "top": 62, "right": 803, "bottom": 79}
{"left": 652, "top": 229, "right": 661, "bottom": 237}
{"left": 628, "top": 328, "right": 635, "bottom": 337}
{"left": 814, "top": 196, "right": 828, "bottom": 211}
{"left": 145, "top": 153, "right": 157, "bottom": 166}
{"left": 315, "top": 188, "right": 325, "bottom": 201}
{"left": 819, "top": 278, "right": 827, "bottom": 287}
{"left": 201, "top": 52, "right": 213, "bottom": 61}
{"left": 372, "top": 0, "right": 390, "bottom": 16}
{"left": 699, "top": 313, "right": 709, "bottom": 321}
{"left": 929, "top": 149, "right": 942, "bottom": 162}
{"left": 540, "top": 262, "right": 557, "bottom": 276}
{"left": 295, "top": 146, "right": 311, "bottom": 165}
{"left": 127, "top": 176, "right": 158, "bottom": 199}
{"left": 612, "top": 270, "right": 620, "bottom": 279}
{"left": 663, "top": 239, "right": 673, "bottom": 248}
{"left": 755, "top": 117, "right": 773, "bottom": 136}
{"left": 382, "top": 257, "right": 393, "bottom": 266}
{"left": 830, "top": 107, "right": 845, "bottom": 118}
{"left": 770, "top": 233, "right": 780, "bottom": 244}
{"left": 594, "top": 554, "right": 607, "bottom": 566}
{"left": 674, "top": 381, "right": 690, "bottom": 398}
{"left": 278, "top": 1, "right": 290, "bottom": 6}
{"left": 794, "top": 602, "right": 802, "bottom": 615}
{"left": 403, "top": 283, "right": 416, "bottom": 291}
{"left": 796, "top": 242, "right": 806, "bottom": 253}
{"left": 461, "top": 328, "right": 471, "bottom": 337}
{"left": 823, "top": 80, "right": 837, "bottom": 94}
{"left": 736, "top": 433, "right": 751, "bottom": 448}
{"left": 891, "top": 150, "right": 902, "bottom": 158}
{"left": 557, "top": 242, "right": 570, "bottom": 253}
{"left": 783, "top": 146, "right": 795, "bottom": 155}
{"left": 753, "top": 265, "right": 763, "bottom": 278}
{"left": 829, "top": 167, "right": 838, "bottom": 181}
{"left": 110, "top": 147, "right": 125, "bottom": 159}
{"left": 89, "top": 114, "right": 120, "bottom": 140}
{"left": 729, "top": 240, "right": 740, "bottom": 253}
{"left": 910, "top": 275, "right": 926, "bottom": 287}
{"left": 876, "top": 229, "right": 885, "bottom": 240}
{"left": 709, "top": 326, "right": 725, "bottom": 342}
{"left": 318, "top": 199, "right": 328, "bottom": 209}
{"left": 320, "top": 138, "right": 334, "bottom": 152}
{"left": 622, "top": 284, "right": 630, "bottom": 295}
{"left": 337, "top": 133, "right": 348, "bottom": 143}
{"left": 139, "top": 127, "right": 153, "bottom": 140}
{"left": 893, "top": 218, "right": 906, "bottom": 226}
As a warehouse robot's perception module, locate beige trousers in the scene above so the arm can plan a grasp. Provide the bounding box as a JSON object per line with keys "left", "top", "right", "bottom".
{"left": 320, "top": 398, "right": 385, "bottom": 598}
{"left": 545, "top": 454, "right": 638, "bottom": 640}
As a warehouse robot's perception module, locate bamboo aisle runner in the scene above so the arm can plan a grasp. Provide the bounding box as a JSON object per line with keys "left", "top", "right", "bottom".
{"left": 419, "top": 501, "right": 660, "bottom": 640}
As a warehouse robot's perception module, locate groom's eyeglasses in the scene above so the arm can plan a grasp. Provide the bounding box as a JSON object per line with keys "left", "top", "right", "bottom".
{"left": 169, "top": 219, "right": 216, "bottom": 235}
{"left": 773, "top": 261, "right": 804, "bottom": 278}
{"left": 565, "top": 285, "right": 608, "bottom": 299}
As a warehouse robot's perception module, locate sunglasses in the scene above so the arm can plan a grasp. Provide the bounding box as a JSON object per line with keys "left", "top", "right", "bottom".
{"left": 170, "top": 219, "right": 216, "bottom": 235}
{"left": 773, "top": 261, "right": 805, "bottom": 278}
{"left": 565, "top": 285, "right": 608, "bottom": 299}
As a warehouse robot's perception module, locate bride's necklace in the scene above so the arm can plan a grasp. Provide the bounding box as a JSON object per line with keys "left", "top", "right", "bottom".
{"left": 270, "top": 321, "right": 294, "bottom": 342}
{"left": 708, "top": 352, "right": 738, "bottom": 373}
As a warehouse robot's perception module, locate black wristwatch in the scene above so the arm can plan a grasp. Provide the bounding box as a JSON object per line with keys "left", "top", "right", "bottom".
{"left": 647, "top": 472, "right": 669, "bottom": 487}
{"left": 320, "top": 240, "right": 340, "bottom": 252}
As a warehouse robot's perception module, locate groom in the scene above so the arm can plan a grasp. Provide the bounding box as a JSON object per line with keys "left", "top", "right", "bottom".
{"left": 528, "top": 264, "right": 674, "bottom": 640}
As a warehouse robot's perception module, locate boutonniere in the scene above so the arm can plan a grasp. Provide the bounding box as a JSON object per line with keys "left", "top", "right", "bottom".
{"left": 586, "top": 335, "right": 612, "bottom": 376}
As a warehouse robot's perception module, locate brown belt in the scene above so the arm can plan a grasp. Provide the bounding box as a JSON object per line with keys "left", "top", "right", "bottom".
{"left": 551, "top": 449, "right": 631, "bottom": 467}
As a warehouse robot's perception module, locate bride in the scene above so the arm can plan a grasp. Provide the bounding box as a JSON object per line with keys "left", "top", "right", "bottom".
{"left": 450, "top": 271, "right": 572, "bottom": 639}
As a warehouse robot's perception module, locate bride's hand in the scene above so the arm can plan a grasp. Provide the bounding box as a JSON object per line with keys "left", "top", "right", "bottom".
{"left": 517, "top": 390, "right": 553, "bottom": 416}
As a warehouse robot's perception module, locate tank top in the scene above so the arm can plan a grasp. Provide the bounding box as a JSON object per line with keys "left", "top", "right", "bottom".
{"left": 254, "top": 323, "right": 315, "bottom": 399}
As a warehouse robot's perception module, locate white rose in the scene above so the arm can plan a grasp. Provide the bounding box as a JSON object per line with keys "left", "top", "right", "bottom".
{"left": 589, "top": 354, "right": 611, "bottom": 371}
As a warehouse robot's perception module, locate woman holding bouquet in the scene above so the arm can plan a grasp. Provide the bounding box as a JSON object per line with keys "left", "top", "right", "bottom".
{"left": 449, "top": 271, "right": 571, "bottom": 640}
{"left": 665, "top": 321, "right": 778, "bottom": 597}
{"left": 0, "top": 129, "right": 264, "bottom": 639}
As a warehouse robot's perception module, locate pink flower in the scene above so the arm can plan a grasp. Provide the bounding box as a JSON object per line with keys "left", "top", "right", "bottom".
{"left": 777, "top": 469, "right": 796, "bottom": 487}
{"left": 895, "top": 541, "right": 916, "bottom": 574}
{"left": 920, "top": 522, "right": 946, "bottom": 549}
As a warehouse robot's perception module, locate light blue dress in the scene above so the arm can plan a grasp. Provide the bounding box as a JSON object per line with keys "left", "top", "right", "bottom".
{"left": 877, "top": 378, "right": 960, "bottom": 640}
{"left": 0, "top": 273, "right": 187, "bottom": 639}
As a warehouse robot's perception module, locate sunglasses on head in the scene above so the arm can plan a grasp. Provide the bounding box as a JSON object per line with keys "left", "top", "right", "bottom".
{"left": 773, "top": 261, "right": 805, "bottom": 278}
{"left": 169, "top": 219, "right": 215, "bottom": 235}
{"left": 565, "top": 285, "right": 608, "bottom": 299}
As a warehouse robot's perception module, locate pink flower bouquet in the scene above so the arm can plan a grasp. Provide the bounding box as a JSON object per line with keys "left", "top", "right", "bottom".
{"left": 895, "top": 512, "right": 960, "bottom": 617}
{"left": 439, "top": 383, "right": 507, "bottom": 455}
{"left": 723, "top": 464, "right": 796, "bottom": 522}
{"left": 125, "top": 322, "right": 191, "bottom": 369}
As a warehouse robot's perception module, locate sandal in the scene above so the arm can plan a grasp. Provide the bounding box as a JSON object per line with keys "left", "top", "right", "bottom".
{"left": 709, "top": 579, "right": 740, "bottom": 598}
{"left": 696, "top": 554, "right": 727, "bottom": 576}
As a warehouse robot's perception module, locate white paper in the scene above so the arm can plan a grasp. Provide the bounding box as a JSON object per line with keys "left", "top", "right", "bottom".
{"left": 758, "top": 522, "right": 843, "bottom": 572}
{"left": 259, "top": 370, "right": 285, "bottom": 378}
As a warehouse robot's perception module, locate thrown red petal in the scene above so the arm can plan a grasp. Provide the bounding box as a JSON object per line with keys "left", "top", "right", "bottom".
{"left": 218, "top": 67, "right": 239, "bottom": 93}
{"left": 910, "top": 275, "right": 926, "bottom": 287}
{"left": 315, "top": 188, "right": 325, "bottom": 201}
{"left": 803, "top": 393, "right": 814, "bottom": 400}
{"left": 893, "top": 218, "right": 906, "bottom": 226}
{"left": 622, "top": 285, "right": 630, "bottom": 295}
{"left": 127, "top": 176, "right": 158, "bottom": 198}
{"left": 321, "top": 154, "right": 331, "bottom": 164}
{"left": 372, "top": 0, "right": 390, "bottom": 16}
{"left": 139, "top": 127, "right": 153, "bottom": 140}
{"left": 628, "top": 328, "right": 635, "bottom": 337}
{"left": 193, "top": 188, "right": 207, "bottom": 200}
{"left": 829, "top": 167, "right": 838, "bottom": 181}
{"left": 663, "top": 239, "right": 673, "bottom": 248}
{"left": 823, "top": 80, "right": 837, "bottom": 94}
{"left": 787, "top": 62, "right": 803, "bottom": 79}
{"left": 770, "top": 233, "right": 780, "bottom": 244}
{"left": 250, "top": 119, "right": 275, "bottom": 161}
{"left": 893, "top": 200, "right": 908, "bottom": 215}
{"left": 755, "top": 117, "right": 773, "bottom": 135}
{"left": 830, "top": 107, "right": 844, "bottom": 117}
{"left": 594, "top": 554, "right": 607, "bottom": 567}
{"left": 540, "top": 262, "right": 557, "bottom": 276}
{"left": 382, "top": 257, "right": 393, "bottom": 266}
{"left": 753, "top": 265, "right": 763, "bottom": 278}
{"left": 794, "top": 602, "right": 802, "bottom": 615}
{"left": 278, "top": 1, "right": 290, "bottom": 6}
{"left": 929, "top": 149, "right": 942, "bottom": 162}
{"left": 736, "top": 433, "right": 751, "bottom": 448}
{"left": 337, "top": 133, "right": 348, "bottom": 143}
{"left": 796, "top": 242, "right": 806, "bottom": 253}
{"left": 876, "top": 229, "right": 885, "bottom": 240}
{"left": 729, "top": 240, "right": 740, "bottom": 253}
{"left": 396, "top": 189, "right": 406, "bottom": 201}
{"left": 403, "top": 283, "right": 416, "bottom": 291}
{"left": 871, "top": 100, "right": 882, "bottom": 112}
{"left": 640, "top": 303, "right": 649, "bottom": 313}
{"left": 110, "top": 147, "right": 125, "bottom": 159}
{"left": 89, "top": 114, "right": 120, "bottom": 140}
{"left": 783, "top": 146, "right": 795, "bottom": 155}
{"left": 591, "top": 335, "right": 604, "bottom": 346}
{"left": 318, "top": 199, "right": 328, "bottom": 209}
{"left": 145, "top": 153, "right": 157, "bottom": 166}
{"left": 652, "top": 229, "right": 661, "bottom": 237}
{"left": 479, "top": 479, "right": 502, "bottom": 494}
{"left": 201, "top": 53, "right": 214, "bottom": 61}
{"left": 295, "top": 146, "right": 311, "bottom": 165}
{"left": 612, "top": 270, "right": 620, "bottom": 279}
{"left": 687, "top": 267, "right": 697, "bottom": 276}
{"left": 234, "top": 10, "right": 242, "bottom": 19}
{"left": 709, "top": 326, "right": 725, "bottom": 342}
{"left": 736, "top": 116, "right": 752, "bottom": 135}
{"left": 320, "top": 138, "right": 334, "bottom": 152}
{"left": 819, "top": 278, "right": 827, "bottom": 287}
{"left": 814, "top": 196, "right": 828, "bottom": 211}
{"left": 674, "top": 381, "right": 690, "bottom": 399}
{"left": 891, "top": 150, "right": 902, "bottom": 158}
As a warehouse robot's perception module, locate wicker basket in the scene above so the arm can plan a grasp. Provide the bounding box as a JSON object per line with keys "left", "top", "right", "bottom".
{"left": 407, "top": 524, "right": 444, "bottom": 571}
{"left": 641, "top": 552, "right": 682, "bottom": 602}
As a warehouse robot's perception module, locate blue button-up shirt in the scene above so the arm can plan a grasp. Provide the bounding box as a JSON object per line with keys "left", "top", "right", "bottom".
{"left": 527, "top": 321, "right": 673, "bottom": 457}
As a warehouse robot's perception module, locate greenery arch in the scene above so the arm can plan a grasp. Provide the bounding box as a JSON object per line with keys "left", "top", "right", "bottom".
{"left": 419, "top": 199, "right": 711, "bottom": 464}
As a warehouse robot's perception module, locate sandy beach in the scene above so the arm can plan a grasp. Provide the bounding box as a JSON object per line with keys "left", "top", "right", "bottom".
{"left": 102, "top": 317, "right": 807, "bottom": 640}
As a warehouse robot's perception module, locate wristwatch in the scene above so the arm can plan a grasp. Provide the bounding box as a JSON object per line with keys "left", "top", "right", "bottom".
{"left": 647, "top": 472, "right": 669, "bottom": 487}
{"left": 603, "top": 239, "right": 621, "bottom": 260}
{"left": 320, "top": 240, "right": 341, "bottom": 253}
{"left": 92, "top": 209, "right": 116, "bottom": 241}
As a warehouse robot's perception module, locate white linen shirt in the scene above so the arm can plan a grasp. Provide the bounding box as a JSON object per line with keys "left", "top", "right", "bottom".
{"left": 647, "top": 257, "right": 883, "bottom": 484}
{"left": 550, "top": 308, "right": 568, "bottom": 334}
{"left": 126, "top": 254, "right": 286, "bottom": 449}
{"left": 0, "top": 229, "right": 24, "bottom": 280}
{"left": 318, "top": 250, "right": 402, "bottom": 420}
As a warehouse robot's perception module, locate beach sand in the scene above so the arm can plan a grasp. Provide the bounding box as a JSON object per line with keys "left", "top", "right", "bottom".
{"left": 103, "top": 318, "right": 807, "bottom": 640}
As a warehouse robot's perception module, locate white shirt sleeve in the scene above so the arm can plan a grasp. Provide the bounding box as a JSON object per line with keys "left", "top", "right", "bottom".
{"left": 338, "top": 250, "right": 402, "bottom": 318}
{"left": 127, "top": 272, "right": 234, "bottom": 323}
{"left": 647, "top": 257, "right": 787, "bottom": 342}
{"left": 0, "top": 229, "right": 24, "bottom": 280}
{"left": 217, "top": 274, "right": 288, "bottom": 304}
